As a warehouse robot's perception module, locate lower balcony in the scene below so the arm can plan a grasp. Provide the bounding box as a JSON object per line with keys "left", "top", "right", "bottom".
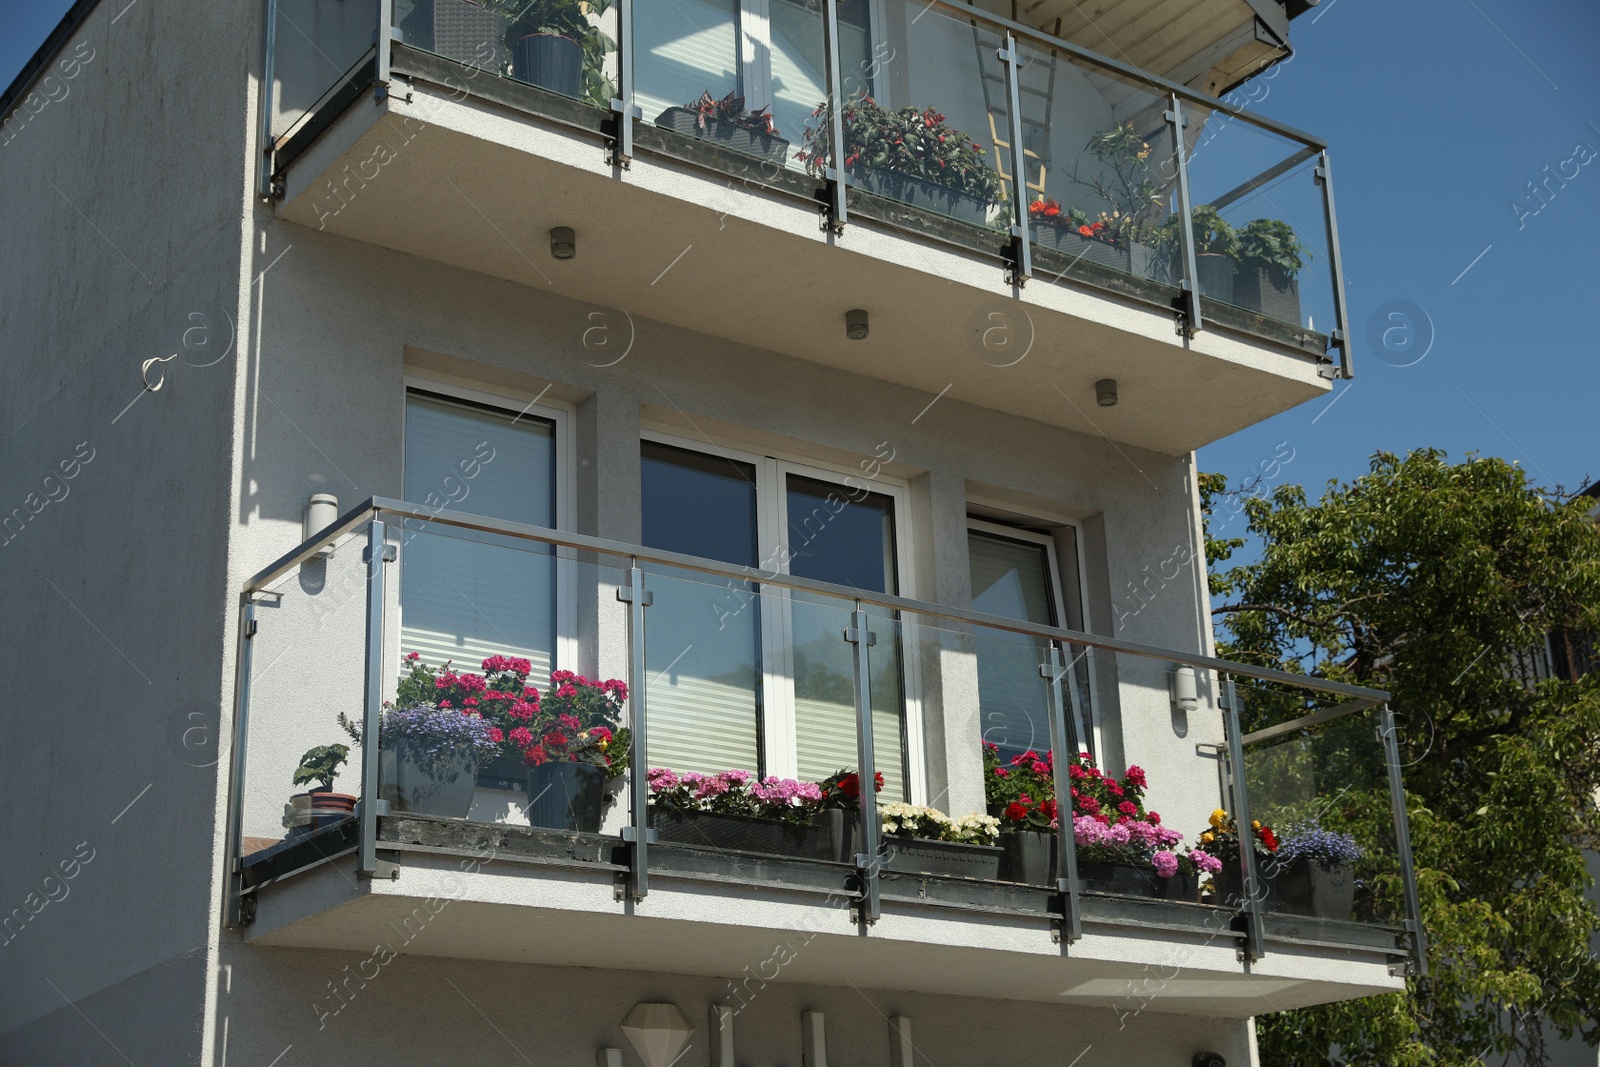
{"left": 228, "top": 499, "right": 1422, "bottom": 1013}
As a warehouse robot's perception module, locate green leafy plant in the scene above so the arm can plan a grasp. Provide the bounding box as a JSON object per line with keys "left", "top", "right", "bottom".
{"left": 679, "top": 90, "right": 779, "bottom": 139}
{"left": 293, "top": 744, "right": 349, "bottom": 792}
{"left": 1235, "top": 218, "right": 1308, "bottom": 278}
{"left": 495, "top": 0, "right": 615, "bottom": 108}
{"left": 1188, "top": 204, "right": 1237, "bottom": 256}
{"left": 798, "top": 93, "right": 1005, "bottom": 208}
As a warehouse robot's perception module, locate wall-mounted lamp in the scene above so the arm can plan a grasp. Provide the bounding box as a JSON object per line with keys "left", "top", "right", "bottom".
{"left": 621, "top": 1003, "right": 693, "bottom": 1067}
{"left": 305, "top": 493, "right": 338, "bottom": 558}
{"left": 845, "top": 308, "right": 870, "bottom": 340}
{"left": 1170, "top": 666, "right": 1199, "bottom": 713}
{"left": 1095, "top": 378, "right": 1119, "bottom": 407}
{"left": 1193, "top": 1054, "right": 1226, "bottom": 1067}
{"left": 550, "top": 226, "right": 577, "bottom": 260}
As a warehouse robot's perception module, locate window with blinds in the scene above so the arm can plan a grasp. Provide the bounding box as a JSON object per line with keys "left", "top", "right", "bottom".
{"left": 968, "top": 527, "right": 1064, "bottom": 764}
{"left": 634, "top": 0, "right": 741, "bottom": 130}
{"left": 399, "top": 391, "right": 558, "bottom": 681}
{"left": 640, "top": 441, "right": 764, "bottom": 776}
{"left": 639, "top": 441, "right": 910, "bottom": 800}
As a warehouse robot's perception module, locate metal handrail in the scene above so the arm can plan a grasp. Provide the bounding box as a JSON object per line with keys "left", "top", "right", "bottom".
{"left": 243, "top": 496, "right": 1390, "bottom": 710}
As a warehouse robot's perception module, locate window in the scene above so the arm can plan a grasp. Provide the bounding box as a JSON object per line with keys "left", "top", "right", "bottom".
{"left": 399, "top": 387, "right": 566, "bottom": 681}
{"left": 640, "top": 434, "right": 914, "bottom": 800}
{"left": 967, "top": 518, "right": 1091, "bottom": 763}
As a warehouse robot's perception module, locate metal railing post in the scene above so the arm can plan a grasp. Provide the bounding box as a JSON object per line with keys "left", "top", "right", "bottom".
{"left": 358, "top": 520, "right": 395, "bottom": 876}
{"left": 1380, "top": 705, "right": 1429, "bottom": 976}
{"left": 609, "top": 0, "right": 638, "bottom": 167}
{"left": 257, "top": 0, "right": 279, "bottom": 201}
{"left": 376, "top": 0, "right": 393, "bottom": 90}
{"left": 1221, "top": 675, "right": 1266, "bottom": 961}
{"left": 820, "top": 0, "right": 849, "bottom": 233}
{"left": 844, "top": 604, "right": 880, "bottom": 924}
{"left": 1166, "top": 94, "right": 1203, "bottom": 336}
{"left": 618, "top": 563, "right": 656, "bottom": 899}
{"left": 998, "top": 33, "right": 1031, "bottom": 285}
{"left": 224, "top": 597, "right": 258, "bottom": 926}
{"left": 1042, "top": 643, "right": 1081, "bottom": 943}
{"left": 1317, "top": 150, "right": 1353, "bottom": 380}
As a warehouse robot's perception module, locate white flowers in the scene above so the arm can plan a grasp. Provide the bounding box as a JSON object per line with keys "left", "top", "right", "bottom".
{"left": 880, "top": 803, "right": 1000, "bottom": 845}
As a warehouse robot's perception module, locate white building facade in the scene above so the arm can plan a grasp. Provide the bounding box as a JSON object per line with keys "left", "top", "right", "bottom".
{"left": 0, "top": 1, "right": 1423, "bottom": 1064}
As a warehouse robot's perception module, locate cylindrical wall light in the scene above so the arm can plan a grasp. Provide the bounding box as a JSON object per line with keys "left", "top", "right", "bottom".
{"left": 550, "top": 226, "right": 577, "bottom": 260}
{"left": 845, "top": 308, "right": 870, "bottom": 340}
{"left": 305, "top": 493, "right": 339, "bottom": 558}
{"left": 1171, "top": 665, "right": 1199, "bottom": 713}
{"left": 1096, "top": 378, "right": 1119, "bottom": 407}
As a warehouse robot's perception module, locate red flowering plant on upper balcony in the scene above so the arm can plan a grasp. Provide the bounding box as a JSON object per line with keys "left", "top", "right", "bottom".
{"left": 982, "top": 742, "right": 1059, "bottom": 832}
{"left": 797, "top": 92, "right": 1005, "bottom": 210}
{"left": 393, "top": 654, "right": 630, "bottom": 779}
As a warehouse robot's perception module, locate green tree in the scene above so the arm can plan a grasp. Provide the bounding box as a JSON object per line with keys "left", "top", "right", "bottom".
{"left": 1204, "top": 450, "right": 1600, "bottom": 1065}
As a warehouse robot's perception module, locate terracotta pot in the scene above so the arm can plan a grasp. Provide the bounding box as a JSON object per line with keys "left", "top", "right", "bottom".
{"left": 283, "top": 791, "right": 356, "bottom": 839}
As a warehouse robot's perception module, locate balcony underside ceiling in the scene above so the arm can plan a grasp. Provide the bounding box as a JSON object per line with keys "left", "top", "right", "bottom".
{"left": 277, "top": 87, "right": 1328, "bottom": 457}
{"left": 1012, "top": 0, "right": 1286, "bottom": 95}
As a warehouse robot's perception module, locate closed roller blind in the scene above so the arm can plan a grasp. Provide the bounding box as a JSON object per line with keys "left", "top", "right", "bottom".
{"left": 400, "top": 392, "right": 557, "bottom": 679}
{"left": 969, "top": 530, "right": 1057, "bottom": 761}
{"left": 634, "top": 0, "right": 741, "bottom": 128}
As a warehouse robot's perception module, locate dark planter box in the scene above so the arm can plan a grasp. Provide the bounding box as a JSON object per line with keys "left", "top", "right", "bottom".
{"left": 881, "top": 836, "right": 1002, "bottom": 880}
{"left": 1157, "top": 870, "right": 1201, "bottom": 903}
{"left": 999, "top": 829, "right": 1057, "bottom": 885}
{"left": 399, "top": 0, "right": 507, "bottom": 71}
{"left": 852, "top": 167, "right": 992, "bottom": 227}
{"left": 1271, "top": 859, "right": 1357, "bottom": 920}
{"left": 1031, "top": 224, "right": 1131, "bottom": 272}
{"left": 655, "top": 107, "right": 791, "bottom": 165}
{"left": 527, "top": 761, "right": 605, "bottom": 832}
{"left": 1193, "top": 252, "right": 1235, "bottom": 304}
{"left": 649, "top": 807, "right": 836, "bottom": 859}
{"left": 382, "top": 751, "right": 477, "bottom": 819}
{"left": 476, "top": 753, "right": 530, "bottom": 791}
{"left": 1078, "top": 858, "right": 1159, "bottom": 898}
{"left": 511, "top": 33, "right": 582, "bottom": 99}
{"left": 1212, "top": 861, "right": 1276, "bottom": 910}
{"left": 1234, "top": 265, "right": 1302, "bottom": 325}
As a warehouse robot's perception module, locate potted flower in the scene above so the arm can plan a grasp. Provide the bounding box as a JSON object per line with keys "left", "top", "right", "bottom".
{"left": 646, "top": 768, "right": 834, "bottom": 858}
{"left": 798, "top": 93, "right": 1005, "bottom": 227}
{"left": 1066, "top": 756, "right": 1186, "bottom": 898}
{"left": 814, "top": 767, "right": 886, "bottom": 862}
{"left": 395, "top": 652, "right": 539, "bottom": 790}
{"left": 983, "top": 743, "right": 1061, "bottom": 885}
{"left": 1272, "top": 822, "right": 1362, "bottom": 920}
{"left": 283, "top": 744, "right": 354, "bottom": 839}
{"left": 1233, "top": 218, "right": 1309, "bottom": 325}
{"left": 1186, "top": 204, "right": 1238, "bottom": 303}
{"left": 878, "top": 803, "right": 1002, "bottom": 879}
{"left": 1198, "top": 808, "right": 1279, "bottom": 907}
{"left": 1167, "top": 843, "right": 1225, "bottom": 903}
{"left": 501, "top": 0, "right": 613, "bottom": 104}
{"left": 339, "top": 703, "right": 502, "bottom": 819}
{"left": 1036, "top": 122, "right": 1166, "bottom": 276}
{"left": 519, "top": 669, "right": 631, "bottom": 832}
{"left": 656, "top": 91, "right": 789, "bottom": 164}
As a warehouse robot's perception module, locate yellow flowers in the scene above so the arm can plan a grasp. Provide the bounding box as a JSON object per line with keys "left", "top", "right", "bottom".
{"left": 1251, "top": 820, "right": 1261, "bottom": 830}
{"left": 1200, "top": 831, "right": 1215, "bottom": 844}
{"left": 1209, "top": 808, "right": 1228, "bottom": 829}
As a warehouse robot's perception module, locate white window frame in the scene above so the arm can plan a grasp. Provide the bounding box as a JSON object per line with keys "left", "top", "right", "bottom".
{"left": 965, "top": 510, "right": 1101, "bottom": 757}
{"left": 401, "top": 370, "right": 579, "bottom": 672}
{"left": 641, "top": 426, "right": 926, "bottom": 802}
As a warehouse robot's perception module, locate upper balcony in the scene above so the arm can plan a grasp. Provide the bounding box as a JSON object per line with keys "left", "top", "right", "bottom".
{"left": 258, "top": 0, "right": 1351, "bottom": 457}
{"left": 227, "top": 499, "right": 1424, "bottom": 1015}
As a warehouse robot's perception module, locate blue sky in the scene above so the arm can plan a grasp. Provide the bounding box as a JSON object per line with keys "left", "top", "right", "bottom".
{"left": 4, "top": 0, "right": 1596, "bottom": 502}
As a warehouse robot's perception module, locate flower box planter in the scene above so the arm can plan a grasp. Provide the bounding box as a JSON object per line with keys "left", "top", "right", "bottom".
{"left": 1077, "top": 859, "right": 1159, "bottom": 898}
{"left": 1157, "top": 870, "right": 1201, "bottom": 903}
{"left": 1193, "top": 252, "right": 1235, "bottom": 305}
{"left": 527, "top": 761, "right": 606, "bottom": 832}
{"left": 881, "top": 836, "right": 1002, "bottom": 879}
{"left": 476, "top": 753, "right": 531, "bottom": 791}
{"left": 1234, "top": 265, "right": 1302, "bottom": 325}
{"left": 1031, "top": 225, "right": 1130, "bottom": 272}
{"left": 999, "top": 829, "right": 1057, "bottom": 885}
{"left": 852, "top": 167, "right": 991, "bottom": 227}
{"left": 1271, "top": 859, "right": 1356, "bottom": 920}
{"left": 283, "top": 791, "right": 356, "bottom": 840}
{"left": 654, "top": 107, "right": 791, "bottom": 165}
{"left": 381, "top": 750, "right": 478, "bottom": 819}
{"left": 398, "top": 0, "right": 507, "bottom": 71}
{"left": 648, "top": 807, "right": 835, "bottom": 859}
{"left": 510, "top": 33, "right": 582, "bottom": 98}
{"left": 1211, "top": 862, "right": 1275, "bottom": 909}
